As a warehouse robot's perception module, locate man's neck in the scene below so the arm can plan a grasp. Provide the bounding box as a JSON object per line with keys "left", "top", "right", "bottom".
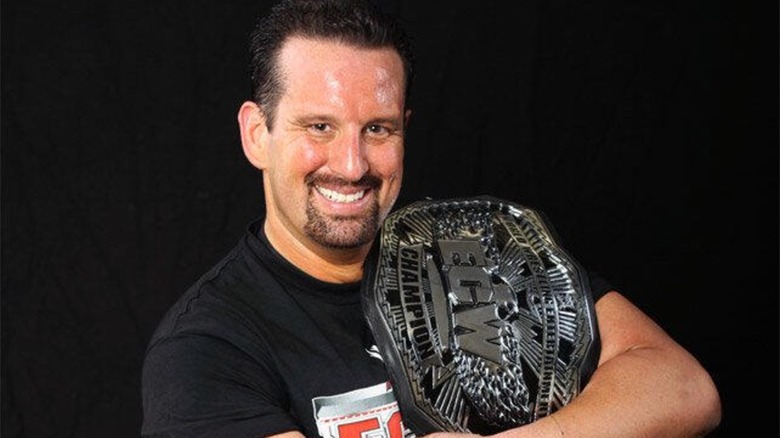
{"left": 263, "top": 221, "right": 370, "bottom": 284}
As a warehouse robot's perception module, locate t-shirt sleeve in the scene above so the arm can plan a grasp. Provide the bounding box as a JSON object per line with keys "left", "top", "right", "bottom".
{"left": 587, "top": 269, "right": 614, "bottom": 302}
{"left": 141, "top": 331, "right": 299, "bottom": 438}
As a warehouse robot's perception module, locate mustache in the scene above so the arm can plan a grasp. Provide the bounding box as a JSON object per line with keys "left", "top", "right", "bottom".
{"left": 305, "top": 173, "right": 383, "bottom": 189}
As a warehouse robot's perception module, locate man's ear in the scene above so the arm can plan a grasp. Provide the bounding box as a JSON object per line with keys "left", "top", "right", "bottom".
{"left": 404, "top": 109, "right": 412, "bottom": 129}
{"left": 238, "top": 101, "right": 269, "bottom": 170}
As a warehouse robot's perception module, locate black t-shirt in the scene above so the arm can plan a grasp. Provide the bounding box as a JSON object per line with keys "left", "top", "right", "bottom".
{"left": 141, "top": 219, "right": 611, "bottom": 438}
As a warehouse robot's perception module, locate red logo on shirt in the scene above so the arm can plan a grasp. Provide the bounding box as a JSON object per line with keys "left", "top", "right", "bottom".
{"left": 312, "top": 382, "right": 412, "bottom": 438}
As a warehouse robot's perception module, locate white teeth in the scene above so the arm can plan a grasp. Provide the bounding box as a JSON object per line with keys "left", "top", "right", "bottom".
{"left": 316, "top": 186, "right": 366, "bottom": 203}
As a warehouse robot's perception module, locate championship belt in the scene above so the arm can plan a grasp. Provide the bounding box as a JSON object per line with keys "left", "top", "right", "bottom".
{"left": 361, "top": 196, "right": 600, "bottom": 435}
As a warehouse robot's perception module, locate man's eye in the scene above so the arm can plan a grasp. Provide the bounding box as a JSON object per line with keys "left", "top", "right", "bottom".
{"left": 311, "top": 123, "right": 330, "bottom": 132}
{"left": 366, "top": 124, "right": 390, "bottom": 136}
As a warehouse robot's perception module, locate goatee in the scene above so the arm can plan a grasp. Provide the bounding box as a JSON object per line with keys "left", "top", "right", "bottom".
{"left": 304, "top": 201, "right": 380, "bottom": 249}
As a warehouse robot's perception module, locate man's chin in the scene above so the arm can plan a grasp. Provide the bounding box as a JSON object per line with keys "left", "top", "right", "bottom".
{"left": 305, "top": 216, "right": 378, "bottom": 249}
{"left": 306, "top": 202, "right": 380, "bottom": 249}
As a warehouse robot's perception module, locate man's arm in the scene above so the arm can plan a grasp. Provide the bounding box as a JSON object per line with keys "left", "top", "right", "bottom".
{"left": 426, "top": 290, "right": 722, "bottom": 438}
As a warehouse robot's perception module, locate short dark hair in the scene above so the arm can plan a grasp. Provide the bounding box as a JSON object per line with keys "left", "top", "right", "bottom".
{"left": 247, "top": 0, "right": 415, "bottom": 129}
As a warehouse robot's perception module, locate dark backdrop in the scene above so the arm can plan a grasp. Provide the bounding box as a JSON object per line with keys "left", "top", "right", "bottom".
{"left": 2, "top": 1, "right": 777, "bottom": 437}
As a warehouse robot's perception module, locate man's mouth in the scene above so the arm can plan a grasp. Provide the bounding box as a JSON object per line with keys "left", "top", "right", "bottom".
{"left": 315, "top": 186, "right": 366, "bottom": 203}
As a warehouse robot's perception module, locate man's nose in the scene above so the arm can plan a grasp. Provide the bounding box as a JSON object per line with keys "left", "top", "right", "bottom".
{"left": 328, "top": 130, "right": 369, "bottom": 181}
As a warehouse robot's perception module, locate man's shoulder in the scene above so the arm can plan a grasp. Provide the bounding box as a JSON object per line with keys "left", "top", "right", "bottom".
{"left": 145, "top": 234, "right": 278, "bottom": 348}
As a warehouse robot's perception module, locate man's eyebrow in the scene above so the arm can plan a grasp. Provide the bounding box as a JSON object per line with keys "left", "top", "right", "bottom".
{"left": 367, "top": 117, "right": 403, "bottom": 129}
{"left": 291, "top": 114, "right": 337, "bottom": 125}
{"left": 291, "top": 115, "right": 403, "bottom": 128}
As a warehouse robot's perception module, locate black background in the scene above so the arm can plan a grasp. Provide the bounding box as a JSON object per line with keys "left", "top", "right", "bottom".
{"left": 2, "top": 1, "right": 777, "bottom": 437}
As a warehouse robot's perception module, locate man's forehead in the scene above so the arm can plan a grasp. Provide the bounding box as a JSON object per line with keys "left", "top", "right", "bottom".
{"left": 277, "top": 37, "right": 405, "bottom": 102}
{"left": 278, "top": 36, "right": 403, "bottom": 74}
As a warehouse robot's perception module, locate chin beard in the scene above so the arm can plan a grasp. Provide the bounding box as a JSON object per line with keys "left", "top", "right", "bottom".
{"left": 304, "top": 201, "right": 380, "bottom": 249}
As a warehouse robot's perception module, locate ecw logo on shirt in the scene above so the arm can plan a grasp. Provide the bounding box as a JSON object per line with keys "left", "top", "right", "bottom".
{"left": 312, "top": 381, "right": 414, "bottom": 438}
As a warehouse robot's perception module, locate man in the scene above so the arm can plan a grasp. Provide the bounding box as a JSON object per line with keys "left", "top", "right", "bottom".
{"left": 141, "top": 0, "right": 722, "bottom": 437}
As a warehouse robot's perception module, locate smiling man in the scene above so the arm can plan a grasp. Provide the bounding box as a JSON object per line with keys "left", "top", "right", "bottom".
{"left": 238, "top": 35, "right": 408, "bottom": 282}
{"left": 141, "top": 1, "right": 721, "bottom": 437}
{"left": 141, "top": 2, "right": 417, "bottom": 437}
